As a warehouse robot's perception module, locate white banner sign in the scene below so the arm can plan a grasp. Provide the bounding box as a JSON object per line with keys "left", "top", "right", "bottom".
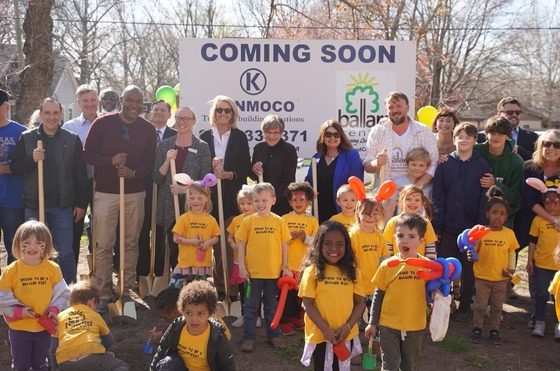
{"left": 179, "top": 39, "right": 416, "bottom": 157}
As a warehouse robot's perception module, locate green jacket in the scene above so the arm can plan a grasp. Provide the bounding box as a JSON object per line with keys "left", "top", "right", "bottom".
{"left": 474, "top": 138, "right": 524, "bottom": 214}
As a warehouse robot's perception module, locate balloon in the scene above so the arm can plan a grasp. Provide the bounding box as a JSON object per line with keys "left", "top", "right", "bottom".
{"left": 348, "top": 176, "right": 366, "bottom": 201}
{"left": 172, "top": 103, "right": 177, "bottom": 110}
{"left": 417, "top": 106, "right": 438, "bottom": 127}
{"left": 467, "top": 225, "right": 490, "bottom": 244}
{"left": 271, "top": 275, "right": 298, "bottom": 329}
{"left": 155, "top": 85, "right": 176, "bottom": 106}
{"left": 405, "top": 258, "right": 442, "bottom": 271}
{"left": 201, "top": 173, "right": 217, "bottom": 187}
{"left": 174, "top": 83, "right": 180, "bottom": 92}
{"left": 174, "top": 173, "right": 193, "bottom": 186}
{"left": 447, "top": 257, "right": 462, "bottom": 281}
{"left": 526, "top": 177, "right": 547, "bottom": 193}
{"left": 375, "top": 180, "right": 397, "bottom": 202}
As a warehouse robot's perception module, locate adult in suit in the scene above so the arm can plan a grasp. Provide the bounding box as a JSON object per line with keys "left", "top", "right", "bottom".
{"left": 200, "top": 95, "right": 251, "bottom": 298}
{"left": 153, "top": 106, "right": 211, "bottom": 271}
{"left": 137, "top": 100, "right": 177, "bottom": 279}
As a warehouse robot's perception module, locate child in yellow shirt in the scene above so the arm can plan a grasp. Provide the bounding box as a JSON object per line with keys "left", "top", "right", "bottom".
{"left": 279, "top": 181, "right": 319, "bottom": 336}
{"left": 470, "top": 186, "right": 519, "bottom": 345}
{"left": 237, "top": 183, "right": 293, "bottom": 352}
{"left": 548, "top": 242, "right": 560, "bottom": 340}
{"left": 150, "top": 281, "right": 234, "bottom": 371}
{"left": 330, "top": 184, "right": 358, "bottom": 231}
{"left": 52, "top": 281, "right": 128, "bottom": 370}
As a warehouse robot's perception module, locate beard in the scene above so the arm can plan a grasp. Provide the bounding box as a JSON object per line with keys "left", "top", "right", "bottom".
{"left": 390, "top": 114, "right": 407, "bottom": 126}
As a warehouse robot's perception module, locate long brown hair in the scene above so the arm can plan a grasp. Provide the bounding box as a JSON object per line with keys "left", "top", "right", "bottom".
{"left": 316, "top": 120, "right": 353, "bottom": 154}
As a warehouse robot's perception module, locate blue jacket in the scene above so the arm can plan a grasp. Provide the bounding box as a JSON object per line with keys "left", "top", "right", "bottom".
{"left": 432, "top": 151, "right": 491, "bottom": 235}
{"left": 305, "top": 149, "right": 364, "bottom": 212}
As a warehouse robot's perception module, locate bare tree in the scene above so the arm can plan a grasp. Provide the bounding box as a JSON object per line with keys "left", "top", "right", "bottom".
{"left": 15, "top": 0, "right": 55, "bottom": 124}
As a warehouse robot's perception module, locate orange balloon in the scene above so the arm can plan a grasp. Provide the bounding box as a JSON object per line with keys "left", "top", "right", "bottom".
{"left": 348, "top": 176, "right": 366, "bottom": 201}
{"left": 376, "top": 180, "right": 397, "bottom": 202}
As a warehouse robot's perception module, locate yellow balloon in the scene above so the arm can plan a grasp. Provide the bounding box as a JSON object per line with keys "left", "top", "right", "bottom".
{"left": 417, "top": 106, "right": 438, "bottom": 127}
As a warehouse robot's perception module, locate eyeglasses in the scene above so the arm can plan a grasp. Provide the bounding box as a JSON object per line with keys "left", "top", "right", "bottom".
{"left": 216, "top": 107, "right": 232, "bottom": 114}
{"left": 542, "top": 141, "right": 560, "bottom": 149}
{"left": 265, "top": 130, "right": 282, "bottom": 136}
{"left": 121, "top": 124, "right": 130, "bottom": 142}
{"left": 102, "top": 95, "right": 118, "bottom": 102}
{"left": 502, "top": 110, "right": 522, "bottom": 116}
{"left": 324, "top": 131, "right": 341, "bottom": 138}
{"left": 175, "top": 116, "right": 194, "bottom": 123}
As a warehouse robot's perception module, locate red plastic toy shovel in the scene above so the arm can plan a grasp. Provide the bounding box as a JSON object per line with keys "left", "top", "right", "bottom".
{"left": 35, "top": 313, "right": 57, "bottom": 335}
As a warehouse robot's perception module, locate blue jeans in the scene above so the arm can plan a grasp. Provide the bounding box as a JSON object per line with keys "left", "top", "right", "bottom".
{"left": 534, "top": 265, "right": 557, "bottom": 321}
{"left": 243, "top": 278, "right": 281, "bottom": 340}
{"left": 0, "top": 206, "right": 24, "bottom": 265}
{"left": 25, "top": 207, "right": 76, "bottom": 284}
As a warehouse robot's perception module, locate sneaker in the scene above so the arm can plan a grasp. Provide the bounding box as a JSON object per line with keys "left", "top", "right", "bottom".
{"left": 96, "top": 299, "right": 109, "bottom": 314}
{"left": 454, "top": 304, "right": 472, "bottom": 322}
{"left": 280, "top": 322, "right": 295, "bottom": 336}
{"left": 532, "top": 321, "right": 545, "bottom": 338}
{"left": 554, "top": 323, "right": 560, "bottom": 340}
{"left": 256, "top": 317, "right": 262, "bottom": 328}
{"left": 241, "top": 340, "right": 254, "bottom": 352}
{"left": 268, "top": 336, "right": 287, "bottom": 349}
{"left": 489, "top": 330, "right": 502, "bottom": 345}
{"left": 527, "top": 315, "right": 536, "bottom": 329}
{"left": 231, "top": 317, "right": 244, "bottom": 328}
{"left": 470, "top": 327, "right": 482, "bottom": 344}
{"left": 289, "top": 317, "right": 305, "bottom": 331}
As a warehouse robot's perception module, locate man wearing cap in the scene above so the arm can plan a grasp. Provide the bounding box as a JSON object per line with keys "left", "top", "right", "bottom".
{"left": 10, "top": 97, "right": 88, "bottom": 284}
{"left": 0, "top": 89, "right": 26, "bottom": 271}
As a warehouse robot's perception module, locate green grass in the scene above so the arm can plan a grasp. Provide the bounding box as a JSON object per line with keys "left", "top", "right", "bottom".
{"left": 462, "top": 353, "right": 493, "bottom": 369}
{"left": 276, "top": 336, "right": 305, "bottom": 365}
{"left": 437, "top": 333, "right": 471, "bottom": 353}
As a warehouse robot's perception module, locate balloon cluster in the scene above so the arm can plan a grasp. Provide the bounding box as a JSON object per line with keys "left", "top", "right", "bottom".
{"left": 173, "top": 173, "right": 217, "bottom": 188}
{"left": 457, "top": 225, "right": 491, "bottom": 262}
{"left": 155, "top": 84, "right": 180, "bottom": 109}
{"left": 348, "top": 176, "right": 397, "bottom": 203}
{"left": 388, "top": 257, "right": 462, "bottom": 303}
{"left": 417, "top": 106, "right": 438, "bottom": 127}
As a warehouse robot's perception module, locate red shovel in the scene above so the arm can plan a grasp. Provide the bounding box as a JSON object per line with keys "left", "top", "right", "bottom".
{"left": 35, "top": 313, "right": 57, "bottom": 335}
{"left": 270, "top": 275, "right": 298, "bottom": 329}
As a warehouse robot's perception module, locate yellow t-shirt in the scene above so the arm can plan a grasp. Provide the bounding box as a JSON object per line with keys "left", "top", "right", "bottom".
{"left": 383, "top": 215, "right": 437, "bottom": 257}
{"left": 0, "top": 259, "right": 64, "bottom": 331}
{"left": 172, "top": 211, "right": 220, "bottom": 268}
{"left": 178, "top": 324, "right": 211, "bottom": 371}
{"left": 282, "top": 212, "right": 319, "bottom": 271}
{"left": 226, "top": 213, "right": 246, "bottom": 262}
{"left": 235, "top": 213, "right": 291, "bottom": 279}
{"left": 349, "top": 228, "right": 389, "bottom": 295}
{"left": 55, "top": 304, "right": 110, "bottom": 364}
{"left": 373, "top": 254, "right": 428, "bottom": 331}
{"left": 529, "top": 215, "right": 560, "bottom": 270}
{"left": 474, "top": 227, "right": 519, "bottom": 281}
{"left": 298, "top": 264, "right": 364, "bottom": 344}
{"left": 548, "top": 271, "right": 560, "bottom": 324}
{"left": 330, "top": 213, "right": 357, "bottom": 231}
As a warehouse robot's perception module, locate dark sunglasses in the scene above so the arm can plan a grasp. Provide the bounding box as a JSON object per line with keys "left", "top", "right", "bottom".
{"left": 216, "top": 107, "right": 232, "bottom": 114}
{"left": 502, "top": 110, "right": 522, "bottom": 116}
{"left": 542, "top": 141, "right": 560, "bottom": 149}
{"left": 324, "top": 131, "right": 341, "bottom": 138}
{"left": 122, "top": 124, "right": 130, "bottom": 142}
{"left": 102, "top": 95, "right": 118, "bottom": 101}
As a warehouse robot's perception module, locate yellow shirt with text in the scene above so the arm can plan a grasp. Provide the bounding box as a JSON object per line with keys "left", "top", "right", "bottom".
{"left": 330, "top": 213, "right": 357, "bottom": 231}
{"left": 383, "top": 216, "right": 437, "bottom": 257}
{"left": 178, "top": 324, "right": 210, "bottom": 371}
{"left": 529, "top": 215, "right": 560, "bottom": 270}
{"left": 474, "top": 227, "right": 519, "bottom": 281}
{"left": 282, "top": 212, "right": 319, "bottom": 271}
{"left": 350, "top": 228, "right": 389, "bottom": 295}
{"left": 172, "top": 211, "right": 220, "bottom": 268}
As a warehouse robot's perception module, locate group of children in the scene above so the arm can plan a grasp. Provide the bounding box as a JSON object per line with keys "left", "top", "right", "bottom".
{"left": 1, "top": 120, "right": 559, "bottom": 370}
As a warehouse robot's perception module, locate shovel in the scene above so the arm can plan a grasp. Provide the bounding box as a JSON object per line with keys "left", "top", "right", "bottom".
{"left": 215, "top": 175, "right": 231, "bottom": 317}
{"left": 363, "top": 336, "right": 377, "bottom": 370}
{"left": 151, "top": 159, "right": 179, "bottom": 295}
{"left": 35, "top": 313, "right": 57, "bottom": 335}
{"left": 139, "top": 182, "right": 158, "bottom": 297}
{"left": 503, "top": 269, "right": 521, "bottom": 285}
{"left": 85, "top": 180, "right": 97, "bottom": 280}
{"left": 311, "top": 157, "right": 319, "bottom": 220}
{"left": 37, "top": 140, "right": 45, "bottom": 222}
{"left": 108, "top": 176, "right": 137, "bottom": 320}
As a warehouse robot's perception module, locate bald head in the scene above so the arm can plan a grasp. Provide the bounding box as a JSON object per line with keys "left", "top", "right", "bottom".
{"left": 119, "top": 85, "right": 144, "bottom": 123}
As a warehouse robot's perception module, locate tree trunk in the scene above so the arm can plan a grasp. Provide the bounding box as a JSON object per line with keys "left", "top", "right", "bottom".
{"left": 15, "top": 0, "right": 55, "bottom": 124}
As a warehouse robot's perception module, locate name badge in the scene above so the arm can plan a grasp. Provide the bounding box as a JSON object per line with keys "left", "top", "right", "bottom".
{"left": 188, "top": 148, "right": 198, "bottom": 154}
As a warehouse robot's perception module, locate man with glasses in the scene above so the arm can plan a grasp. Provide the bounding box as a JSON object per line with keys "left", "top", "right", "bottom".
{"left": 363, "top": 91, "right": 438, "bottom": 192}
{"left": 100, "top": 88, "right": 119, "bottom": 115}
{"left": 137, "top": 100, "right": 176, "bottom": 281}
{"left": 84, "top": 86, "right": 156, "bottom": 313}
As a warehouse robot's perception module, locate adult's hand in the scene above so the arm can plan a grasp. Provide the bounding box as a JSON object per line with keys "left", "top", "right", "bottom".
{"left": 32, "top": 147, "right": 45, "bottom": 163}
{"left": 117, "top": 165, "right": 134, "bottom": 178}
{"left": 112, "top": 152, "right": 128, "bottom": 166}
{"left": 480, "top": 173, "right": 494, "bottom": 188}
{"left": 73, "top": 207, "right": 85, "bottom": 222}
{"left": 252, "top": 161, "right": 263, "bottom": 176}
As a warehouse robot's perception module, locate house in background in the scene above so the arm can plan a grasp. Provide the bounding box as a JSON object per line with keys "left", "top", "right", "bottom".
{"left": 0, "top": 44, "right": 79, "bottom": 124}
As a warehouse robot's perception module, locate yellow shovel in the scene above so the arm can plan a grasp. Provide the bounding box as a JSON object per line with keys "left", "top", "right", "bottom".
{"left": 503, "top": 269, "right": 522, "bottom": 285}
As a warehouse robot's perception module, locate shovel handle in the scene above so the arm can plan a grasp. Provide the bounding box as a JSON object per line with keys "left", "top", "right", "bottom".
{"left": 37, "top": 140, "right": 45, "bottom": 222}
{"left": 311, "top": 158, "right": 318, "bottom": 220}
{"left": 170, "top": 159, "right": 180, "bottom": 220}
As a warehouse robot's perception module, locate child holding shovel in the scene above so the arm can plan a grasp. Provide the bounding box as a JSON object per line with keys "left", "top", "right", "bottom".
{"left": 0, "top": 220, "right": 70, "bottom": 370}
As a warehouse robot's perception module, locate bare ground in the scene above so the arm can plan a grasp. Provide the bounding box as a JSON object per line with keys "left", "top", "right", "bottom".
{"left": 1, "top": 244, "right": 560, "bottom": 370}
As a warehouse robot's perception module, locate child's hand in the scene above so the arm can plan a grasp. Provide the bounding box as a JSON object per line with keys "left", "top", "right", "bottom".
{"left": 199, "top": 239, "right": 212, "bottom": 251}
{"left": 480, "top": 173, "right": 494, "bottom": 188}
{"left": 282, "top": 268, "right": 293, "bottom": 278}
{"left": 47, "top": 311, "right": 57, "bottom": 321}
{"left": 502, "top": 268, "right": 515, "bottom": 277}
{"left": 173, "top": 234, "right": 183, "bottom": 244}
{"left": 228, "top": 239, "right": 238, "bottom": 251}
{"left": 290, "top": 230, "right": 299, "bottom": 240}
{"left": 335, "top": 323, "right": 351, "bottom": 343}
{"left": 321, "top": 327, "right": 337, "bottom": 344}
{"left": 526, "top": 261, "right": 534, "bottom": 275}
{"left": 21, "top": 306, "right": 35, "bottom": 319}
{"left": 364, "top": 324, "right": 376, "bottom": 339}
{"left": 466, "top": 250, "right": 473, "bottom": 262}
{"left": 239, "top": 265, "right": 248, "bottom": 280}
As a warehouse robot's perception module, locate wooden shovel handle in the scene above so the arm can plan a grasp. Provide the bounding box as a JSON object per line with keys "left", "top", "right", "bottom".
{"left": 37, "top": 140, "right": 44, "bottom": 222}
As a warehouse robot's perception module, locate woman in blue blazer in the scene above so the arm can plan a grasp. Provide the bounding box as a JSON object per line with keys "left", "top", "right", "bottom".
{"left": 305, "top": 120, "right": 364, "bottom": 223}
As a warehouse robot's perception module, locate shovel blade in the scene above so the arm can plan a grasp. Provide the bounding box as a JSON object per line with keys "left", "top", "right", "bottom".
{"left": 151, "top": 276, "right": 168, "bottom": 297}
{"left": 362, "top": 352, "right": 376, "bottom": 370}
{"left": 138, "top": 275, "right": 155, "bottom": 298}
{"left": 511, "top": 274, "right": 521, "bottom": 285}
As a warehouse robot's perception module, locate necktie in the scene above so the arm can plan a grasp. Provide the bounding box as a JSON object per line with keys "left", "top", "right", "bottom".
{"left": 157, "top": 130, "right": 162, "bottom": 143}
